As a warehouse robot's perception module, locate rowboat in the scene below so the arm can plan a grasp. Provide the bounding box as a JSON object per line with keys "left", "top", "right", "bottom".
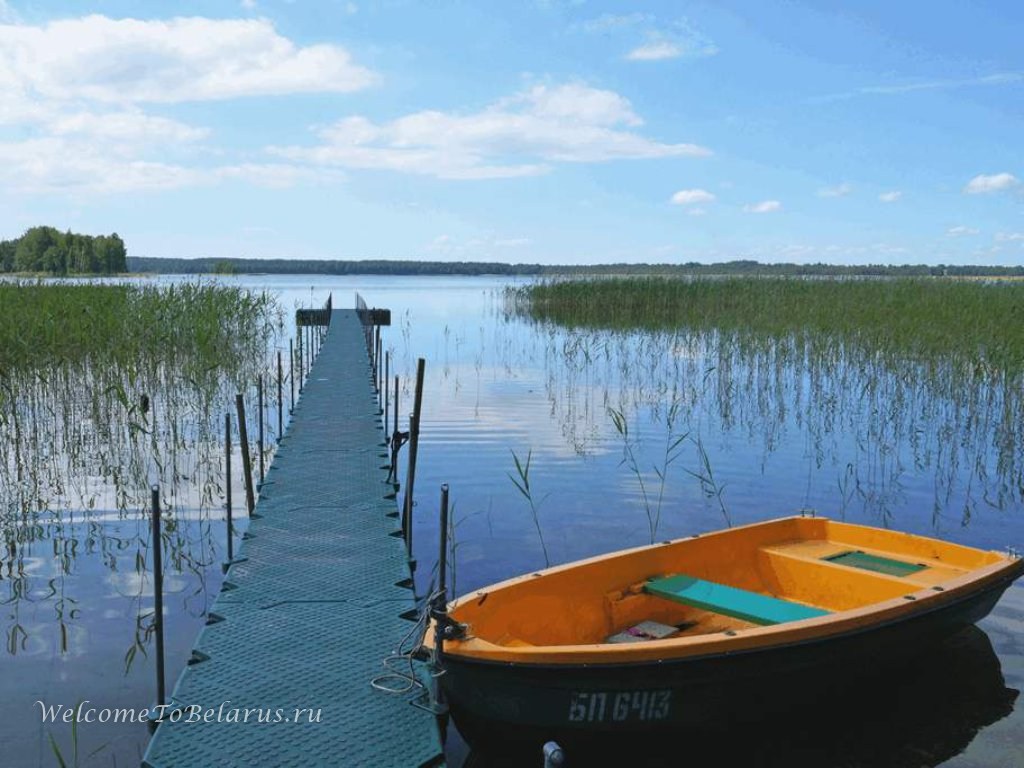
{"left": 456, "top": 626, "right": 1017, "bottom": 767}
{"left": 424, "top": 515, "right": 1022, "bottom": 749}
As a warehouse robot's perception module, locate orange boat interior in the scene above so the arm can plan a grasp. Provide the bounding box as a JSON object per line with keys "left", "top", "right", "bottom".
{"left": 444, "top": 517, "right": 1006, "bottom": 649}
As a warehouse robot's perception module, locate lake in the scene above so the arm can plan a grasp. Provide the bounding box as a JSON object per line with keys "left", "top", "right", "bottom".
{"left": 2, "top": 273, "right": 1022, "bottom": 767}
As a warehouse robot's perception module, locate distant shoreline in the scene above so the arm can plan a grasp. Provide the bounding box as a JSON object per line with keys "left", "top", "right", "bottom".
{"left": 126, "top": 256, "right": 1024, "bottom": 279}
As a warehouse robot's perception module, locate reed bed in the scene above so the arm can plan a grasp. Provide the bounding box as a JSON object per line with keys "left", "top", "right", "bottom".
{"left": 0, "top": 281, "right": 282, "bottom": 661}
{"left": 501, "top": 276, "right": 1024, "bottom": 532}
{"left": 0, "top": 281, "right": 277, "bottom": 383}
{"left": 512, "top": 277, "right": 1024, "bottom": 372}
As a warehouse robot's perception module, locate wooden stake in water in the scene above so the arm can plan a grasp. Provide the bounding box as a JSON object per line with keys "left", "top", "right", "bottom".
{"left": 277, "top": 351, "right": 283, "bottom": 441}
{"left": 289, "top": 338, "right": 295, "bottom": 412}
{"left": 151, "top": 486, "right": 166, "bottom": 708}
{"left": 437, "top": 483, "right": 449, "bottom": 605}
{"left": 298, "top": 328, "right": 304, "bottom": 391}
{"left": 257, "top": 375, "right": 265, "bottom": 485}
{"left": 236, "top": 394, "right": 256, "bottom": 515}
{"left": 225, "top": 413, "right": 233, "bottom": 564}
{"left": 374, "top": 325, "right": 382, "bottom": 391}
{"left": 384, "top": 352, "right": 390, "bottom": 443}
{"left": 402, "top": 358, "right": 426, "bottom": 553}
{"left": 432, "top": 483, "right": 450, "bottom": 668}
{"left": 377, "top": 334, "right": 383, "bottom": 402}
{"left": 393, "top": 375, "right": 399, "bottom": 444}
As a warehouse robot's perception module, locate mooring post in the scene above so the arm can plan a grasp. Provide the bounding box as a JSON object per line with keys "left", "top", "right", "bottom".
{"left": 297, "top": 328, "right": 303, "bottom": 393}
{"left": 236, "top": 394, "right": 256, "bottom": 515}
{"left": 378, "top": 336, "right": 384, "bottom": 396}
{"left": 393, "top": 374, "right": 399, "bottom": 444}
{"left": 225, "top": 413, "right": 233, "bottom": 566}
{"left": 402, "top": 358, "right": 426, "bottom": 553}
{"left": 257, "top": 375, "right": 265, "bottom": 486}
{"left": 151, "top": 485, "right": 166, "bottom": 710}
{"left": 374, "top": 325, "right": 381, "bottom": 389}
{"left": 431, "top": 483, "right": 450, "bottom": 686}
{"left": 277, "top": 350, "right": 284, "bottom": 442}
{"left": 437, "top": 483, "right": 449, "bottom": 607}
{"left": 289, "top": 338, "right": 295, "bottom": 412}
{"left": 383, "top": 352, "right": 390, "bottom": 442}
{"left": 367, "top": 320, "right": 373, "bottom": 372}
{"left": 392, "top": 374, "right": 400, "bottom": 475}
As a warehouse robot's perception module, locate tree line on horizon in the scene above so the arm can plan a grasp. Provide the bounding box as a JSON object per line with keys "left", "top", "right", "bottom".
{"left": 0, "top": 227, "right": 127, "bottom": 275}
{"left": 128, "top": 255, "right": 1024, "bottom": 279}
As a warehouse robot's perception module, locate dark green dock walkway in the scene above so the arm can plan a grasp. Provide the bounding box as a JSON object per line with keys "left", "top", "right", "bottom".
{"left": 143, "top": 309, "right": 445, "bottom": 768}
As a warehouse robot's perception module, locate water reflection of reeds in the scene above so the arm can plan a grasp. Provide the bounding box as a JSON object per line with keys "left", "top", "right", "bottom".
{"left": 504, "top": 279, "right": 1024, "bottom": 534}
{"left": 0, "top": 282, "right": 283, "bottom": 660}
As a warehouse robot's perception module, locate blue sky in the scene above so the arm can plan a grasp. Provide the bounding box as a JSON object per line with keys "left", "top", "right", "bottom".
{"left": 0, "top": 1, "right": 1021, "bottom": 265}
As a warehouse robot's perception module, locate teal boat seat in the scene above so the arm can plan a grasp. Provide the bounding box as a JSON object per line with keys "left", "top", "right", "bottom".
{"left": 644, "top": 575, "right": 830, "bottom": 626}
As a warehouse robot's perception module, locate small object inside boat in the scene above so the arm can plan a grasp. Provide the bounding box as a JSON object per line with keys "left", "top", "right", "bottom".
{"left": 605, "top": 619, "right": 682, "bottom": 644}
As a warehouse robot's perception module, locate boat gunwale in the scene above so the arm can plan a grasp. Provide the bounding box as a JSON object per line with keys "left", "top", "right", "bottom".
{"left": 433, "top": 563, "right": 1022, "bottom": 670}
{"left": 432, "top": 516, "right": 1023, "bottom": 665}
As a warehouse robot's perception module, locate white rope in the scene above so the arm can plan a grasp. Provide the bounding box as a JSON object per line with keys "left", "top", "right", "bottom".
{"left": 369, "top": 589, "right": 443, "bottom": 695}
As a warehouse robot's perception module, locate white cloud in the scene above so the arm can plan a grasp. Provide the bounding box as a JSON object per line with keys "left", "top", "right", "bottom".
{"left": 581, "top": 14, "right": 651, "bottom": 33}
{"left": 0, "top": 14, "right": 377, "bottom": 196}
{"left": 878, "top": 190, "right": 902, "bottom": 203}
{"left": 744, "top": 200, "right": 782, "bottom": 213}
{"left": 671, "top": 188, "right": 715, "bottom": 205}
{"left": 215, "top": 163, "right": 342, "bottom": 189}
{"left": 627, "top": 40, "right": 683, "bottom": 61}
{"left": 494, "top": 238, "right": 531, "bottom": 248}
{"left": 0, "top": 15, "right": 376, "bottom": 104}
{"left": 580, "top": 14, "right": 717, "bottom": 62}
{"left": 271, "top": 82, "right": 710, "bottom": 180}
{"left": 818, "top": 182, "right": 852, "bottom": 198}
{"left": 963, "top": 172, "right": 1019, "bottom": 194}
{"left": 47, "top": 111, "right": 209, "bottom": 144}
{"left": 686, "top": 207, "right": 707, "bottom": 217}
{"left": 860, "top": 73, "right": 1023, "bottom": 96}
{"left": 240, "top": 0, "right": 257, "bottom": 9}
{"left": 0, "top": 136, "right": 334, "bottom": 195}
{"left": 995, "top": 232, "right": 1024, "bottom": 243}
{"left": 0, "top": 138, "right": 204, "bottom": 193}
{"left": 820, "top": 72, "right": 1024, "bottom": 102}
{"left": 947, "top": 226, "right": 980, "bottom": 237}
{"left": 625, "top": 23, "right": 718, "bottom": 62}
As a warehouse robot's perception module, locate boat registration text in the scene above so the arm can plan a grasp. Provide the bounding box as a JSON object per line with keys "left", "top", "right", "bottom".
{"left": 567, "top": 690, "right": 672, "bottom": 723}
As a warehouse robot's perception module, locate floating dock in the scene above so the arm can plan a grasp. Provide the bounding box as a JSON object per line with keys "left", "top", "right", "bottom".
{"left": 143, "top": 309, "right": 445, "bottom": 767}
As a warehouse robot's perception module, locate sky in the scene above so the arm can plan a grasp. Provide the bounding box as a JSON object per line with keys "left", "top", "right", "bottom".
{"left": 0, "top": 1, "right": 1021, "bottom": 266}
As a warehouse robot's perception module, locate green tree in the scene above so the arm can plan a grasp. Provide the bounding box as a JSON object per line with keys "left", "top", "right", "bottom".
{"left": 14, "top": 226, "right": 58, "bottom": 272}
{"left": 0, "top": 239, "right": 15, "bottom": 272}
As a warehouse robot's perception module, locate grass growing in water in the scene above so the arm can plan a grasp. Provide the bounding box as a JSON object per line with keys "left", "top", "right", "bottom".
{"left": 509, "top": 276, "right": 1024, "bottom": 529}
{"left": 0, "top": 281, "right": 281, "bottom": 665}
{"left": 0, "top": 281, "right": 276, "bottom": 380}
{"left": 508, "top": 449, "right": 551, "bottom": 567}
{"left": 514, "top": 276, "right": 1024, "bottom": 372}
{"left": 608, "top": 402, "right": 690, "bottom": 542}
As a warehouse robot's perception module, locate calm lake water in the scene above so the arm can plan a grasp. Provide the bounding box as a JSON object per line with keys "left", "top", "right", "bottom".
{"left": 3, "top": 274, "right": 1022, "bottom": 767}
